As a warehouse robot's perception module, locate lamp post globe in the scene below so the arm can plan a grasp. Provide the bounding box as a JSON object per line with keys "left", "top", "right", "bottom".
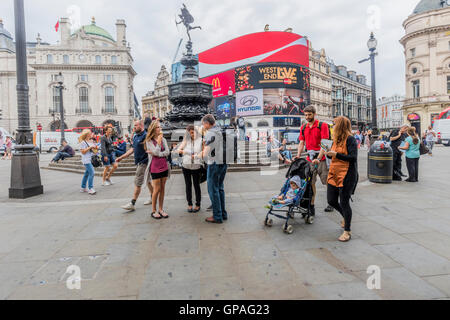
{"left": 367, "top": 32, "right": 377, "bottom": 52}
{"left": 56, "top": 72, "right": 64, "bottom": 85}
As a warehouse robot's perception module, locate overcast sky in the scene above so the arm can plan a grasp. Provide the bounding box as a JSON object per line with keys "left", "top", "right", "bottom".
{"left": 0, "top": 0, "right": 420, "bottom": 101}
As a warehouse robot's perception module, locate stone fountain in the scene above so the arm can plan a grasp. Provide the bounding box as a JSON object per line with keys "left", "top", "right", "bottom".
{"left": 161, "top": 4, "right": 213, "bottom": 142}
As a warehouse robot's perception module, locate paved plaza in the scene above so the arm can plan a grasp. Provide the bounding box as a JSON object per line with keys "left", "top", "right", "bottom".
{"left": 0, "top": 146, "right": 449, "bottom": 300}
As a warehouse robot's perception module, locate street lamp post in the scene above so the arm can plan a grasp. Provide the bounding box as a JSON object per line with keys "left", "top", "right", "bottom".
{"left": 9, "top": 0, "right": 43, "bottom": 199}
{"left": 56, "top": 72, "right": 65, "bottom": 144}
{"left": 359, "top": 32, "right": 378, "bottom": 134}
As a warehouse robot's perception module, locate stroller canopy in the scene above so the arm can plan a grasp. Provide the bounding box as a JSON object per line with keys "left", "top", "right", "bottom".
{"left": 286, "top": 158, "right": 311, "bottom": 180}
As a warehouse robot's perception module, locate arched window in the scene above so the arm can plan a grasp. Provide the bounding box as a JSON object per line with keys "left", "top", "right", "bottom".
{"left": 79, "top": 87, "right": 89, "bottom": 113}
{"left": 95, "top": 55, "right": 102, "bottom": 64}
{"left": 63, "top": 55, "right": 69, "bottom": 64}
{"left": 52, "top": 87, "right": 60, "bottom": 112}
{"left": 105, "top": 87, "right": 115, "bottom": 113}
{"left": 257, "top": 120, "right": 269, "bottom": 127}
{"left": 47, "top": 54, "right": 53, "bottom": 64}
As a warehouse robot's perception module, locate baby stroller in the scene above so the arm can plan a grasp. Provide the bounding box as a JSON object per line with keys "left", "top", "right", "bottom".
{"left": 264, "top": 158, "right": 315, "bottom": 234}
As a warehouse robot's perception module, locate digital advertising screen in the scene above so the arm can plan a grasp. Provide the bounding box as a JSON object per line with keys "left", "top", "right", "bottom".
{"left": 235, "top": 89, "right": 264, "bottom": 117}
{"left": 235, "top": 63, "right": 310, "bottom": 92}
{"left": 200, "top": 69, "right": 236, "bottom": 98}
{"left": 263, "top": 88, "right": 309, "bottom": 116}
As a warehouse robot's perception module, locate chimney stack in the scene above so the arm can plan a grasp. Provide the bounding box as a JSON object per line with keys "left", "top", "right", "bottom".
{"left": 60, "top": 18, "right": 70, "bottom": 45}
{"left": 116, "top": 19, "right": 126, "bottom": 47}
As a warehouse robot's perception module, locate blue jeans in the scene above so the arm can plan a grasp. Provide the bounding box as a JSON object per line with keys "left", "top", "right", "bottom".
{"left": 81, "top": 163, "right": 95, "bottom": 189}
{"left": 281, "top": 150, "right": 292, "bottom": 160}
{"left": 207, "top": 163, "right": 228, "bottom": 222}
{"left": 53, "top": 152, "right": 72, "bottom": 162}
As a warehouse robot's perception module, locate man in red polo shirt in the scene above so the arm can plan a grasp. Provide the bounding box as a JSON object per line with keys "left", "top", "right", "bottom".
{"left": 295, "top": 106, "right": 334, "bottom": 217}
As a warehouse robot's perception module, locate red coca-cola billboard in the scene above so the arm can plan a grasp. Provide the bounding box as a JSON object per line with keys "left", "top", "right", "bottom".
{"left": 198, "top": 31, "right": 309, "bottom": 78}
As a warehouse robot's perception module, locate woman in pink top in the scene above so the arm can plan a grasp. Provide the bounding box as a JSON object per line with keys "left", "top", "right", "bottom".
{"left": 145, "top": 121, "right": 170, "bottom": 219}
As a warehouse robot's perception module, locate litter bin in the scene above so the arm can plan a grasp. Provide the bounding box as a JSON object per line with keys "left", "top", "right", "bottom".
{"left": 368, "top": 141, "right": 393, "bottom": 184}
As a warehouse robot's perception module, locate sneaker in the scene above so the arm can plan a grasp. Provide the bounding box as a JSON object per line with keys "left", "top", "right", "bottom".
{"left": 88, "top": 189, "right": 96, "bottom": 195}
{"left": 80, "top": 188, "right": 88, "bottom": 193}
{"left": 207, "top": 205, "right": 213, "bottom": 211}
{"left": 121, "top": 202, "right": 136, "bottom": 211}
{"left": 102, "top": 181, "right": 111, "bottom": 186}
{"left": 324, "top": 205, "right": 334, "bottom": 212}
{"left": 144, "top": 199, "right": 152, "bottom": 205}
{"left": 107, "top": 179, "right": 114, "bottom": 185}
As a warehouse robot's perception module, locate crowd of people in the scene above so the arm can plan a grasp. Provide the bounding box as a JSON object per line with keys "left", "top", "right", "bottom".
{"left": 76, "top": 114, "right": 230, "bottom": 224}
{"left": 44, "top": 105, "right": 436, "bottom": 241}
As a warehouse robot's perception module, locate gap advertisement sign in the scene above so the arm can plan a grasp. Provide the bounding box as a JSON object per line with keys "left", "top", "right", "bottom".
{"left": 236, "top": 89, "right": 264, "bottom": 116}
{"left": 235, "top": 63, "right": 310, "bottom": 92}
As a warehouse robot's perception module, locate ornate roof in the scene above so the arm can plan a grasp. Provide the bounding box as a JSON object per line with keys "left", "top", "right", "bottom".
{"left": 0, "top": 19, "right": 15, "bottom": 52}
{"left": 73, "top": 17, "right": 115, "bottom": 42}
{"left": 413, "top": 0, "right": 448, "bottom": 15}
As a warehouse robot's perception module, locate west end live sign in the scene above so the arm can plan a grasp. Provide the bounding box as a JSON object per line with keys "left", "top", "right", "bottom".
{"left": 235, "top": 63, "right": 309, "bottom": 92}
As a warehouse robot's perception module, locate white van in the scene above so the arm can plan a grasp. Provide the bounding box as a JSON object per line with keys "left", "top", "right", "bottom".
{"left": 35, "top": 131, "right": 81, "bottom": 152}
{"left": 437, "top": 119, "right": 450, "bottom": 146}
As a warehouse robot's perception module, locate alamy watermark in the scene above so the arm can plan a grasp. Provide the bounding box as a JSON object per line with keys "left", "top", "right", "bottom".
{"left": 65, "top": 265, "right": 81, "bottom": 290}
{"left": 366, "top": 265, "right": 381, "bottom": 290}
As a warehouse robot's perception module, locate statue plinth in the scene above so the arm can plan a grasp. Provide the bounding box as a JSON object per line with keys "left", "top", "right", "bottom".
{"left": 162, "top": 36, "right": 213, "bottom": 141}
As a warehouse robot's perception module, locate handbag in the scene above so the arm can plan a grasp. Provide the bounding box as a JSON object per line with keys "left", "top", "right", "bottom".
{"left": 419, "top": 141, "right": 429, "bottom": 155}
{"left": 84, "top": 141, "right": 103, "bottom": 168}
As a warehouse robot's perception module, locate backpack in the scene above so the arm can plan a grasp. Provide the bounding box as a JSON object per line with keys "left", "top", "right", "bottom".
{"left": 301, "top": 121, "right": 331, "bottom": 141}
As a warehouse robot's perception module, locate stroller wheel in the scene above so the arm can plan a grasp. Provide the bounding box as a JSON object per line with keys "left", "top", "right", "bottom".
{"left": 265, "top": 218, "right": 273, "bottom": 227}
{"left": 283, "top": 225, "right": 294, "bottom": 234}
{"left": 305, "top": 216, "right": 315, "bottom": 224}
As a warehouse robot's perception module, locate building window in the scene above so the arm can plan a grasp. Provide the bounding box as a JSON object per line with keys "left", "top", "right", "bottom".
{"left": 52, "top": 87, "right": 60, "bottom": 112}
{"left": 79, "top": 87, "right": 89, "bottom": 112}
{"left": 410, "top": 48, "right": 416, "bottom": 58}
{"left": 447, "top": 76, "right": 450, "bottom": 94}
{"left": 412, "top": 67, "right": 418, "bottom": 74}
{"left": 95, "top": 55, "right": 102, "bottom": 64}
{"left": 47, "top": 54, "right": 53, "bottom": 64}
{"left": 79, "top": 75, "right": 88, "bottom": 82}
{"left": 104, "top": 75, "right": 114, "bottom": 82}
{"left": 111, "top": 56, "right": 117, "bottom": 64}
{"left": 412, "top": 80, "right": 420, "bottom": 98}
{"left": 63, "top": 55, "right": 69, "bottom": 64}
{"left": 105, "top": 87, "right": 115, "bottom": 112}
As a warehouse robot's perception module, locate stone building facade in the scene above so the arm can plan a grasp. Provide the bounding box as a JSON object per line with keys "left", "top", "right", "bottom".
{"left": 377, "top": 95, "right": 405, "bottom": 131}
{"left": 0, "top": 17, "right": 136, "bottom": 134}
{"left": 142, "top": 65, "right": 172, "bottom": 119}
{"left": 330, "top": 63, "right": 372, "bottom": 130}
{"left": 400, "top": 0, "right": 450, "bottom": 133}
{"left": 308, "top": 42, "right": 333, "bottom": 122}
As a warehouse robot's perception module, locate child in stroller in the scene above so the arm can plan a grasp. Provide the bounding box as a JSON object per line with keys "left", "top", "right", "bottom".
{"left": 266, "top": 176, "right": 305, "bottom": 209}
{"left": 264, "top": 158, "right": 315, "bottom": 234}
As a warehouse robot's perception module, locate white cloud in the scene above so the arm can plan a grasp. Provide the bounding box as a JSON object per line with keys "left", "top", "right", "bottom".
{"left": 0, "top": 0, "right": 419, "bottom": 101}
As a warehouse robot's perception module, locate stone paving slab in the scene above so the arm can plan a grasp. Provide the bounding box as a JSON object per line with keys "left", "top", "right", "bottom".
{"left": 0, "top": 148, "right": 450, "bottom": 299}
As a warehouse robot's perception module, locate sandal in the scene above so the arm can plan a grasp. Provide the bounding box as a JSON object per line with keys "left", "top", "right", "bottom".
{"left": 338, "top": 231, "right": 351, "bottom": 242}
{"left": 187, "top": 206, "right": 193, "bottom": 213}
{"left": 193, "top": 206, "right": 201, "bottom": 213}
{"left": 159, "top": 210, "right": 169, "bottom": 219}
{"left": 151, "top": 212, "right": 162, "bottom": 220}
